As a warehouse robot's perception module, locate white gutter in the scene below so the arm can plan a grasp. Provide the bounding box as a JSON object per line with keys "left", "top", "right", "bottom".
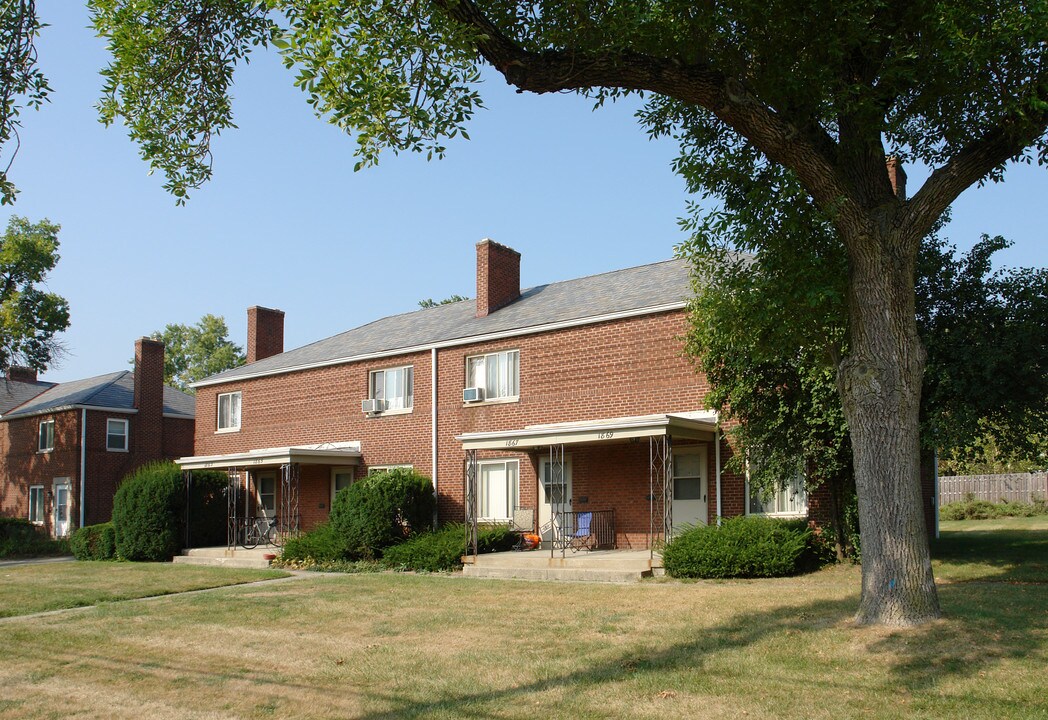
{"left": 79, "top": 408, "right": 87, "bottom": 529}
{"left": 715, "top": 427, "right": 722, "bottom": 526}
{"left": 192, "top": 301, "right": 687, "bottom": 388}
{"left": 431, "top": 347, "right": 438, "bottom": 529}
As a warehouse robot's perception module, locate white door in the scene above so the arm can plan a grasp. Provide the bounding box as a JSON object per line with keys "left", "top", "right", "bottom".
{"left": 672, "top": 447, "right": 708, "bottom": 531}
{"left": 53, "top": 479, "right": 71, "bottom": 538}
{"left": 538, "top": 456, "right": 572, "bottom": 541}
{"left": 256, "top": 472, "right": 277, "bottom": 519}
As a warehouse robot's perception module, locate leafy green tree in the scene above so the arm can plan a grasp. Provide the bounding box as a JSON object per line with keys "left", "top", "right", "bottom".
{"left": 3, "top": 0, "right": 1046, "bottom": 625}
{"left": 418, "top": 294, "right": 468, "bottom": 309}
{"left": 0, "top": 216, "right": 70, "bottom": 372}
{"left": 146, "top": 314, "right": 245, "bottom": 392}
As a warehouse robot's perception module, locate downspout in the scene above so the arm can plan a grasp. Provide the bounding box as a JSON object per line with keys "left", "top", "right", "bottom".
{"left": 715, "top": 427, "right": 722, "bottom": 526}
{"left": 79, "top": 408, "right": 87, "bottom": 529}
{"left": 431, "top": 347, "right": 438, "bottom": 529}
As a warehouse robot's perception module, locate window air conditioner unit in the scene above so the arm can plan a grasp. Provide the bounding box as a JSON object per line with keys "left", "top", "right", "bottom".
{"left": 362, "top": 398, "right": 385, "bottom": 413}
{"left": 462, "top": 387, "right": 485, "bottom": 403}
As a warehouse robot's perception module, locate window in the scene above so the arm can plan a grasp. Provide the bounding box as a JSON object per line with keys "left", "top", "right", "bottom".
{"left": 38, "top": 419, "right": 54, "bottom": 452}
{"left": 331, "top": 468, "right": 354, "bottom": 505}
{"left": 477, "top": 459, "right": 519, "bottom": 521}
{"left": 369, "top": 366, "right": 413, "bottom": 411}
{"left": 748, "top": 472, "right": 808, "bottom": 517}
{"left": 217, "top": 392, "right": 242, "bottom": 431}
{"left": 257, "top": 474, "right": 276, "bottom": 518}
{"left": 28, "top": 486, "right": 44, "bottom": 524}
{"left": 106, "top": 418, "right": 129, "bottom": 451}
{"left": 466, "top": 350, "right": 519, "bottom": 401}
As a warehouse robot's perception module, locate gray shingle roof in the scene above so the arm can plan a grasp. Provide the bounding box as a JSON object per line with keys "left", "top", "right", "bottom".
{"left": 200, "top": 257, "right": 693, "bottom": 385}
{"left": 0, "top": 379, "right": 55, "bottom": 414}
{"left": 2, "top": 370, "right": 195, "bottom": 419}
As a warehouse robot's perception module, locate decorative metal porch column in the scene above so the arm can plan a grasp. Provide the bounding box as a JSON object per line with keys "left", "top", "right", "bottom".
{"left": 279, "top": 463, "right": 301, "bottom": 539}
{"left": 549, "top": 443, "right": 566, "bottom": 559}
{"left": 226, "top": 468, "right": 243, "bottom": 550}
{"left": 464, "top": 449, "right": 478, "bottom": 560}
{"left": 649, "top": 435, "right": 672, "bottom": 560}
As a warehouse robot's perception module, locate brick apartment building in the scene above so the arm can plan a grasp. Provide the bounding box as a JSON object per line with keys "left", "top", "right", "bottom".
{"left": 0, "top": 339, "right": 195, "bottom": 537}
{"left": 177, "top": 240, "right": 824, "bottom": 550}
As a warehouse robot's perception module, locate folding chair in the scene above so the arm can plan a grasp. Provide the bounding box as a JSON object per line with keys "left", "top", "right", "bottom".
{"left": 569, "top": 511, "right": 594, "bottom": 552}
{"left": 509, "top": 507, "right": 537, "bottom": 550}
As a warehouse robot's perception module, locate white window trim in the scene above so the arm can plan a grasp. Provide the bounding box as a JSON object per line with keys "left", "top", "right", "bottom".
{"left": 367, "top": 464, "right": 413, "bottom": 476}
{"left": 216, "top": 391, "right": 242, "bottom": 433}
{"left": 106, "top": 418, "right": 129, "bottom": 452}
{"left": 477, "top": 458, "right": 521, "bottom": 523}
{"left": 331, "top": 466, "right": 355, "bottom": 506}
{"left": 464, "top": 349, "right": 520, "bottom": 405}
{"left": 367, "top": 365, "right": 414, "bottom": 416}
{"left": 38, "top": 419, "right": 54, "bottom": 453}
{"left": 744, "top": 469, "right": 808, "bottom": 518}
{"left": 28, "top": 485, "right": 44, "bottom": 525}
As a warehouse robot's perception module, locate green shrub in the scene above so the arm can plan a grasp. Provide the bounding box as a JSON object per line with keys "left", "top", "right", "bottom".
{"left": 112, "top": 462, "right": 183, "bottom": 561}
{"left": 662, "top": 515, "right": 811, "bottom": 579}
{"left": 939, "top": 497, "right": 1048, "bottom": 521}
{"left": 280, "top": 522, "right": 347, "bottom": 563}
{"left": 0, "top": 517, "right": 69, "bottom": 558}
{"left": 70, "top": 522, "right": 116, "bottom": 561}
{"left": 382, "top": 523, "right": 520, "bottom": 572}
{"left": 330, "top": 469, "right": 436, "bottom": 558}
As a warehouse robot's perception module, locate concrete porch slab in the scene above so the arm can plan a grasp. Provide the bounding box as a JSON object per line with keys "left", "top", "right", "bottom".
{"left": 462, "top": 549, "right": 661, "bottom": 583}
{"left": 172, "top": 546, "right": 277, "bottom": 570}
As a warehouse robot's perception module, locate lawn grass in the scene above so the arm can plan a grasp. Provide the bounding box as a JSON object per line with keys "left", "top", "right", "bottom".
{"left": 0, "top": 526, "right": 1043, "bottom": 719}
{"left": 0, "top": 562, "right": 289, "bottom": 617}
{"left": 934, "top": 516, "right": 1048, "bottom": 583}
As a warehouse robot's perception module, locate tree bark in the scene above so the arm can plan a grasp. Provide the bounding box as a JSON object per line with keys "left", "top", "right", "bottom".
{"left": 837, "top": 228, "right": 941, "bottom": 625}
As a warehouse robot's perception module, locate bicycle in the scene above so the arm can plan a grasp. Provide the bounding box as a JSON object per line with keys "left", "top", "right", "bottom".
{"left": 240, "top": 516, "right": 281, "bottom": 549}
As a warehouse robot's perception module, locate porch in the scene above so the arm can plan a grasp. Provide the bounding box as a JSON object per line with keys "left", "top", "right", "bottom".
{"left": 462, "top": 548, "right": 660, "bottom": 583}
{"left": 456, "top": 411, "right": 723, "bottom": 563}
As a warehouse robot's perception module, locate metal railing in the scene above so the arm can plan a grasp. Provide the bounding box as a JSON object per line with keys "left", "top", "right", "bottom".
{"left": 547, "top": 509, "right": 615, "bottom": 552}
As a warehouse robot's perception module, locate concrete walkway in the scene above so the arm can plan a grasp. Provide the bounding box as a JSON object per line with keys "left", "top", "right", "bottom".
{"left": 0, "top": 555, "right": 75, "bottom": 568}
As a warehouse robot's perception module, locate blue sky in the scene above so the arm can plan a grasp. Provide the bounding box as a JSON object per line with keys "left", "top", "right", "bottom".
{"left": 5, "top": 4, "right": 1047, "bottom": 383}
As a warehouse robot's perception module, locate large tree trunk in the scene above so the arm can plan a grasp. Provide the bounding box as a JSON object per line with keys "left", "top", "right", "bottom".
{"left": 837, "top": 230, "right": 941, "bottom": 626}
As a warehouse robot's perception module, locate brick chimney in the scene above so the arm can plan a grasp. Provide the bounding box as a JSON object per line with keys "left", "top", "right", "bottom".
{"left": 475, "top": 239, "right": 521, "bottom": 318}
{"left": 6, "top": 367, "right": 37, "bottom": 383}
{"left": 247, "top": 306, "right": 285, "bottom": 363}
{"left": 887, "top": 156, "right": 907, "bottom": 200}
{"left": 134, "top": 337, "right": 165, "bottom": 456}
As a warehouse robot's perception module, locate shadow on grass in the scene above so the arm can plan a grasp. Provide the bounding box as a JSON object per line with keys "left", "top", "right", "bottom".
{"left": 933, "top": 527, "right": 1048, "bottom": 583}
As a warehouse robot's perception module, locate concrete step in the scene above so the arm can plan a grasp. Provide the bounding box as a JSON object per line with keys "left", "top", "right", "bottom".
{"left": 173, "top": 546, "right": 277, "bottom": 570}
{"left": 462, "top": 564, "right": 651, "bottom": 583}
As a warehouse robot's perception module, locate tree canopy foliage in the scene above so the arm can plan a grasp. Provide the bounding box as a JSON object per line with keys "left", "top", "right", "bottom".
{"left": 418, "top": 294, "right": 468, "bottom": 309}
{"left": 0, "top": 216, "right": 70, "bottom": 373}
{"left": 146, "top": 314, "right": 245, "bottom": 391}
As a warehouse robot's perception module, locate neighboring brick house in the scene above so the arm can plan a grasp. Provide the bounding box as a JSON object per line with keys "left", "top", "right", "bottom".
{"left": 179, "top": 239, "right": 834, "bottom": 550}
{"left": 0, "top": 339, "right": 195, "bottom": 537}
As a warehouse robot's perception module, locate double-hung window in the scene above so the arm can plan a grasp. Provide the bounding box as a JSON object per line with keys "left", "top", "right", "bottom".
{"left": 477, "top": 459, "right": 519, "bottom": 522}
{"left": 28, "top": 486, "right": 44, "bottom": 524}
{"left": 217, "top": 392, "right": 242, "bottom": 432}
{"left": 466, "top": 350, "right": 519, "bottom": 401}
{"left": 38, "top": 419, "right": 54, "bottom": 452}
{"left": 748, "top": 472, "right": 808, "bottom": 516}
{"left": 369, "top": 366, "right": 413, "bottom": 411}
{"left": 106, "top": 419, "right": 129, "bottom": 451}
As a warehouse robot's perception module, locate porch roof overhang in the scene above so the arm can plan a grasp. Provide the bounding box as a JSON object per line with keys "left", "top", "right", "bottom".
{"left": 455, "top": 411, "right": 719, "bottom": 450}
{"left": 176, "top": 441, "right": 362, "bottom": 471}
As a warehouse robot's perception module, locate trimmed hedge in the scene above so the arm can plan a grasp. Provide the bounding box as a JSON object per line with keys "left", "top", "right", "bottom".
{"left": 330, "top": 469, "right": 436, "bottom": 559}
{"left": 0, "top": 517, "right": 69, "bottom": 558}
{"left": 70, "top": 522, "right": 117, "bottom": 561}
{"left": 279, "top": 522, "right": 347, "bottom": 563}
{"left": 382, "top": 524, "right": 520, "bottom": 572}
{"left": 940, "top": 497, "right": 1048, "bottom": 521}
{"left": 662, "top": 516, "right": 812, "bottom": 579}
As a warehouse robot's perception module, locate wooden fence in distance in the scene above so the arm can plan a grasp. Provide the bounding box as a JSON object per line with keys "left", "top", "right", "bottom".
{"left": 939, "top": 472, "right": 1048, "bottom": 505}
